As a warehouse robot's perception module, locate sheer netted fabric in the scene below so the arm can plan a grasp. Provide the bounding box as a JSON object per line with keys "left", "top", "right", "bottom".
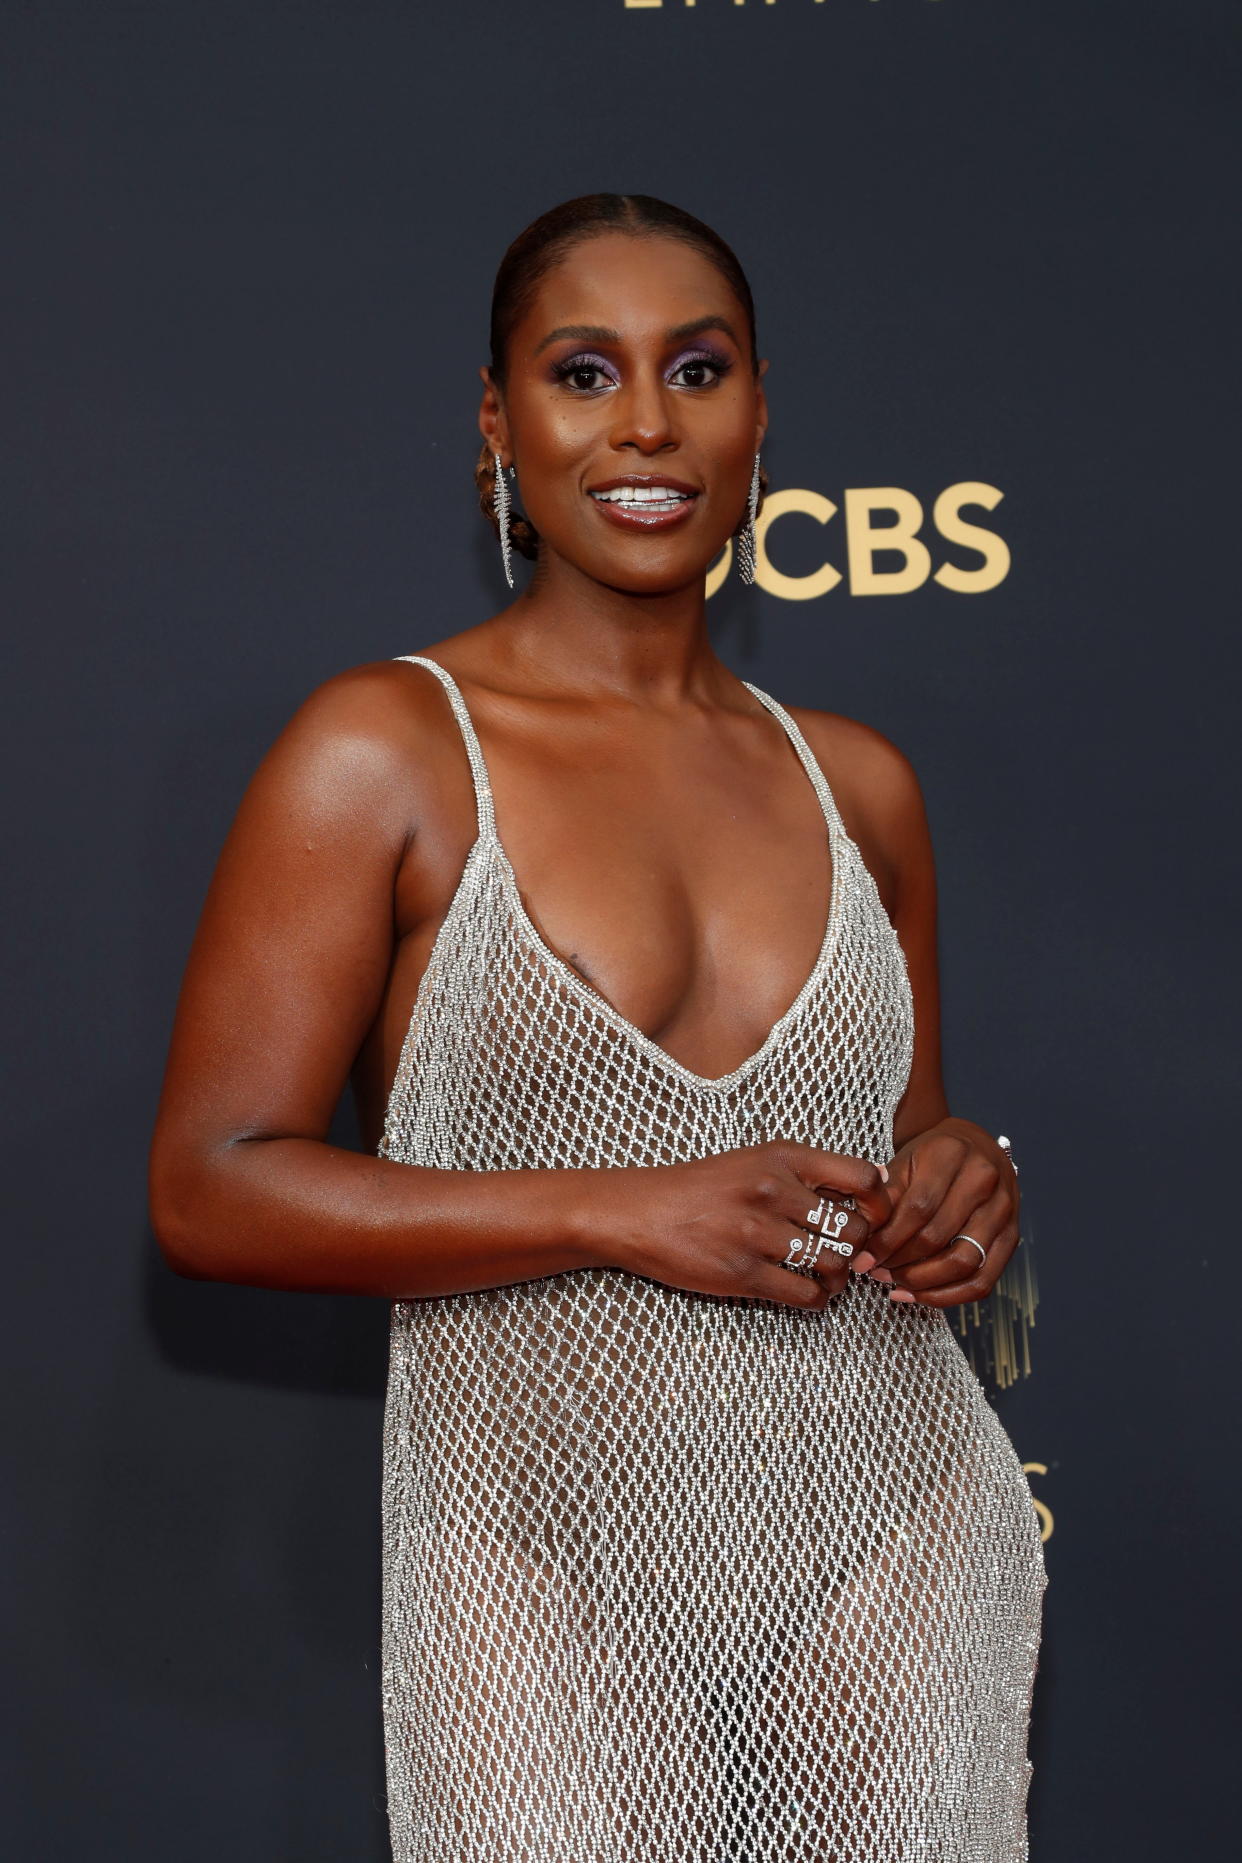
{"left": 378, "top": 656, "right": 1046, "bottom": 1863}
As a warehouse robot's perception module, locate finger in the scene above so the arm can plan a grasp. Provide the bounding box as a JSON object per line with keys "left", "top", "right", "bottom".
{"left": 768, "top": 1214, "right": 857, "bottom": 1288}
{"left": 810, "top": 1251, "right": 853, "bottom": 1295}
{"left": 895, "top": 1186, "right": 1009, "bottom": 1292}
{"left": 903, "top": 1222, "right": 1020, "bottom": 1308}
{"left": 881, "top": 1156, "right": 1002, "bottom": 1271}
{"left": 752, "top": 1168, "right": 873, "bottom": 1257}
{"left": 796, "top": 1198, "right": 873, "bottom": 1256}
{"left": 865, "top": 1134, "right": 977, "bottom": 1266}
{"left": 750, "top": 1262, "right": 833, "bottom": 1310}
{"left": 779, "top": 1145, "right": 891, "bottom": 1230}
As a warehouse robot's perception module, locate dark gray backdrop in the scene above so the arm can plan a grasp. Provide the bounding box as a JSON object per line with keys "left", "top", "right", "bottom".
{"left": 5, "top": 1, "right": 1238, "bottom": 1857}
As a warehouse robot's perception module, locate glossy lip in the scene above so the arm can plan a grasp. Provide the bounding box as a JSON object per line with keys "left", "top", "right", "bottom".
{"left": 586, "top": 472, "right": 701, "bottom": 532}
{"left": 587, "top": 473, "right": 701, "bottom": 497}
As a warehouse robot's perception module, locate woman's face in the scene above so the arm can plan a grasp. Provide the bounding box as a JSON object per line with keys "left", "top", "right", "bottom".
{"left": 481, "top": 231, "right": 767, "bottom": 595}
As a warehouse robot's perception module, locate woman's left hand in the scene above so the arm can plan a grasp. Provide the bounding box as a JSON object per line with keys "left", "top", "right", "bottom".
{"left": 856, "top": 1119, "right": 1020, "bottom": 1307}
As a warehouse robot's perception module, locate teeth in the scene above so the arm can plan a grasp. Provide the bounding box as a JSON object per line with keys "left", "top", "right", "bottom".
{"left": 591, "top": 486, "right": 690, "bottom": 505}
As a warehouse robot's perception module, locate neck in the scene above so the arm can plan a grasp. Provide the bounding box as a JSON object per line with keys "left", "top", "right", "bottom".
{"left": 488, "top": 550, "right": 734, "bottom": 708}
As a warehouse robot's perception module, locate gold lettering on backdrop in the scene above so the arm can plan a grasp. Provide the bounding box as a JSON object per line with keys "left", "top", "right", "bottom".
{"left": 932, "top": 481, "right": 1011, "bottom": 592}
{"left": 704, "top": 483, "right": 1009, "bottom": 599}
{"left": 755, "top": 487, "right": 842, "bottom": 601}
{"left": 845, "top": 487, "right": 932, "bottom": 596}
{"left": 1021, "top": 1463, "right": 1055, "bottom": 1543}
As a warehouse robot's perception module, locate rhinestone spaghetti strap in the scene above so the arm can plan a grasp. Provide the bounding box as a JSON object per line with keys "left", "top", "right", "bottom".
{"left": 378, "top": 655, "right": 1046, "bottom": 1862}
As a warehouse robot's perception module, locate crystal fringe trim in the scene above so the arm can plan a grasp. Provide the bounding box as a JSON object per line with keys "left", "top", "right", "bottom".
{"left": 953, "top": 1225, "right": 1040, "bottom": 1390}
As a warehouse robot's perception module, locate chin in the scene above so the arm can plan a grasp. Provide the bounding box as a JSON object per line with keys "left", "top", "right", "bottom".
{"left": 600, "top": 564, "right": 709, "bottom": 598}
{"left": 582, "top": 542, "right": 716, "bottom": 597}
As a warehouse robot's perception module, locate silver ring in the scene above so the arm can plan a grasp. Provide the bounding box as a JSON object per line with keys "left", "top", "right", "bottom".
{"left": 784, "top": 1211, "right": 856, "bottom": 1273}
{"left": 952, "top": 1233, "right": 988, "bottom": 1267}
{"left": 785, "top": 1194, "right": 861, "bottom": 1272}
{"left": 784, "top": 1233, "right": 839, "bottom": 1272}
{"left": 803, "top": 1197, "right": 855, "bottom": 1260}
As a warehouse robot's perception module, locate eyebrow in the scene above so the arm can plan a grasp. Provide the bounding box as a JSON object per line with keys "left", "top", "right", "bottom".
{"left": 532, "top": 315, "right": 741, "bottom": 356}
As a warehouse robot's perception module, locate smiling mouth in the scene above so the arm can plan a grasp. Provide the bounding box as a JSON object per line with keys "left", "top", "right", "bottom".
{"left": 589, "top": 486, "right": 693, "bottom": 513}
{"left": 586, "top": 479, "right": 701, "bottom": 528}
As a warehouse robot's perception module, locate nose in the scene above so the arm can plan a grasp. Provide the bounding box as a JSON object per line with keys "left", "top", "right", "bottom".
{"left": 606, "top": 368, "right": 678, "bottom": 455}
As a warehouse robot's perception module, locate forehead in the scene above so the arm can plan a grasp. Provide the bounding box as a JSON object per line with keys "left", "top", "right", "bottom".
{"left": 513, "top": 231, "right": 747, "bottom": 349}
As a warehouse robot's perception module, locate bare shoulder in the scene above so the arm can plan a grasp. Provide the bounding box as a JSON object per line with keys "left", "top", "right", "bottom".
{"left": 784, "top": 703, "right": 930, "bottom": 846}
{"left": 277, "top": 654, "right": 453, "bottom": 755}
{"left": 247, "top": 653, "right": 470, "bottom": 834}
{"left": 777, "top": 702, "right": 934, "bottom": 920}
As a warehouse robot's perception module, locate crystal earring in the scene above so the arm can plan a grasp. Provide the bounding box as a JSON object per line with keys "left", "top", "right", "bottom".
{"left": 737, "top": 451, "right": 761, "bottom": 585}
{"left": 493, "top": 451, "right": 514, "bottom": 589}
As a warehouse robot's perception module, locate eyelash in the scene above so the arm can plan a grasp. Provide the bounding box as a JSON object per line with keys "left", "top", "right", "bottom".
{"left": 550, "top": 348, "right": 734, "bottom": 395}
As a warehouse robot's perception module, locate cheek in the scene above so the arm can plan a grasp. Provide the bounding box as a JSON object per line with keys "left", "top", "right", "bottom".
{"left": 547, "top": 412, "right": 597, "bottom": 465}
{"left": 705, "top": 421, "right": 760, "bottom": 492}
{"left": 513, "top": 381, "right": 593, "bottom": 443}
{"left": 693, "top": 389, "right": 758, "bottom": 462}
{"left": 515, "top": 405, "right": 597, "bottom": 494}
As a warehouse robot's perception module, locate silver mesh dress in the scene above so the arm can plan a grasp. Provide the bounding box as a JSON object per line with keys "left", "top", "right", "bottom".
{"left": 378, "top": 655, "right": 1046, "bottom": 1863}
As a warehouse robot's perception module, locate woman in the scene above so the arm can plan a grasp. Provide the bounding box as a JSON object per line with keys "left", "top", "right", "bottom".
{"left": 150, "top": 194, "right": 1045, "bottom": 1862}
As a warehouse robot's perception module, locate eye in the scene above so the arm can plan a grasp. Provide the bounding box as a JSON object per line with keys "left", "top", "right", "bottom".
{"left": 551, "top": 353, "right": 618, "bottom": 395}
{"left": 667, "top": 350, "right": 733, "bottom": 390}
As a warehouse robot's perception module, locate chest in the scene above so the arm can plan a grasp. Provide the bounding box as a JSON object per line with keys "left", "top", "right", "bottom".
{"left": 399, "top": 707, "right": 841, "bottom": 1083}
{"left": 384, "top": 816, "right": 913, "bottom": 1173}
{"left": 517, "top": 741, "right": 830, "bottom": 1010}
{"left": 349, "top": 670, "right": 925, "bottom": 1159}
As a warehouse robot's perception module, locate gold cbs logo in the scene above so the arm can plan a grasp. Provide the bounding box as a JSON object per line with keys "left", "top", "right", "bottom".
{"left": 707, "top": 482, "right": 1010, "bottom": 601}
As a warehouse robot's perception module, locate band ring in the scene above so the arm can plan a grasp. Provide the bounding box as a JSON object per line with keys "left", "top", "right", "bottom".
{"left": 952, "top": 1233, "right": 988, "bottom": 1267}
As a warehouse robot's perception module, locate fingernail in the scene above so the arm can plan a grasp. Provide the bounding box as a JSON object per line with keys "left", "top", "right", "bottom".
{"left": 889, "top": 1288, "right": 915, "bottom": 1303}
{"left": 869, "top": 1267, "right": 893, "bottom": 1284}
{"left": 878, "top": 1164, "right": 889, "bottom": 1182}
{"left": 851, "top": 1251, "right": 876, "bottom": 1275}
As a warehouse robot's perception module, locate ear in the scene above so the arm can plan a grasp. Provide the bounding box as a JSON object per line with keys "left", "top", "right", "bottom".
{"left": 754, "top": 357, "right": 770, "bottom": 453}
{"left": 478, "top": 366, "right": 512, "bottom": 466}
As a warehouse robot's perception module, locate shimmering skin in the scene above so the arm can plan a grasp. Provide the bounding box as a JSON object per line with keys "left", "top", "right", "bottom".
{"left": 378, "top": 655, "right": 1046, "bottom": 1863}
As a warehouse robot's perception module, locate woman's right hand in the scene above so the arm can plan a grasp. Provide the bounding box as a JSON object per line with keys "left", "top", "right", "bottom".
{"left": 591, "top": 1142, "right": 892, "bottom": 1309}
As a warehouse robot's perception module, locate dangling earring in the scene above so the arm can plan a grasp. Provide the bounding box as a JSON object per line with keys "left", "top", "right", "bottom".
{"left": 493, "top": 451, "right": 514, "bottom": 589}
{"left": 737, "top": 451, "right": 761, "bottom": 586}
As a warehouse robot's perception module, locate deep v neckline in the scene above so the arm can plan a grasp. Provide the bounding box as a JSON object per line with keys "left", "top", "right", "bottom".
{"left": 397, "top": 655, "right": 850, "bottom": 1094}
{"left": 490, "top": 820, "right": 846, "bottom": 1093}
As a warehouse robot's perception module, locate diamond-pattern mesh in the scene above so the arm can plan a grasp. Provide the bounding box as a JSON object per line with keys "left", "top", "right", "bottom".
{"left": 378, "top": 657, "right": 1046, "bottom": 1862}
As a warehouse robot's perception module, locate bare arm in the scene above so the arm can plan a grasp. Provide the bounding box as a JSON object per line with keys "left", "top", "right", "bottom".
{"left": 796, "top": 708, "right": 951, "bottom": 1145}
{"left": 856, "top": 730, "right": 950, "bottom": 1148}
{"left": 798, "top": 710, "right": 1018, "bottom": 1304}
{"left": 147, "top": 664, "right": 597, "bottom": 1295}
{"left": 148, "top": 667, "right": 888, "bottom": 1306}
